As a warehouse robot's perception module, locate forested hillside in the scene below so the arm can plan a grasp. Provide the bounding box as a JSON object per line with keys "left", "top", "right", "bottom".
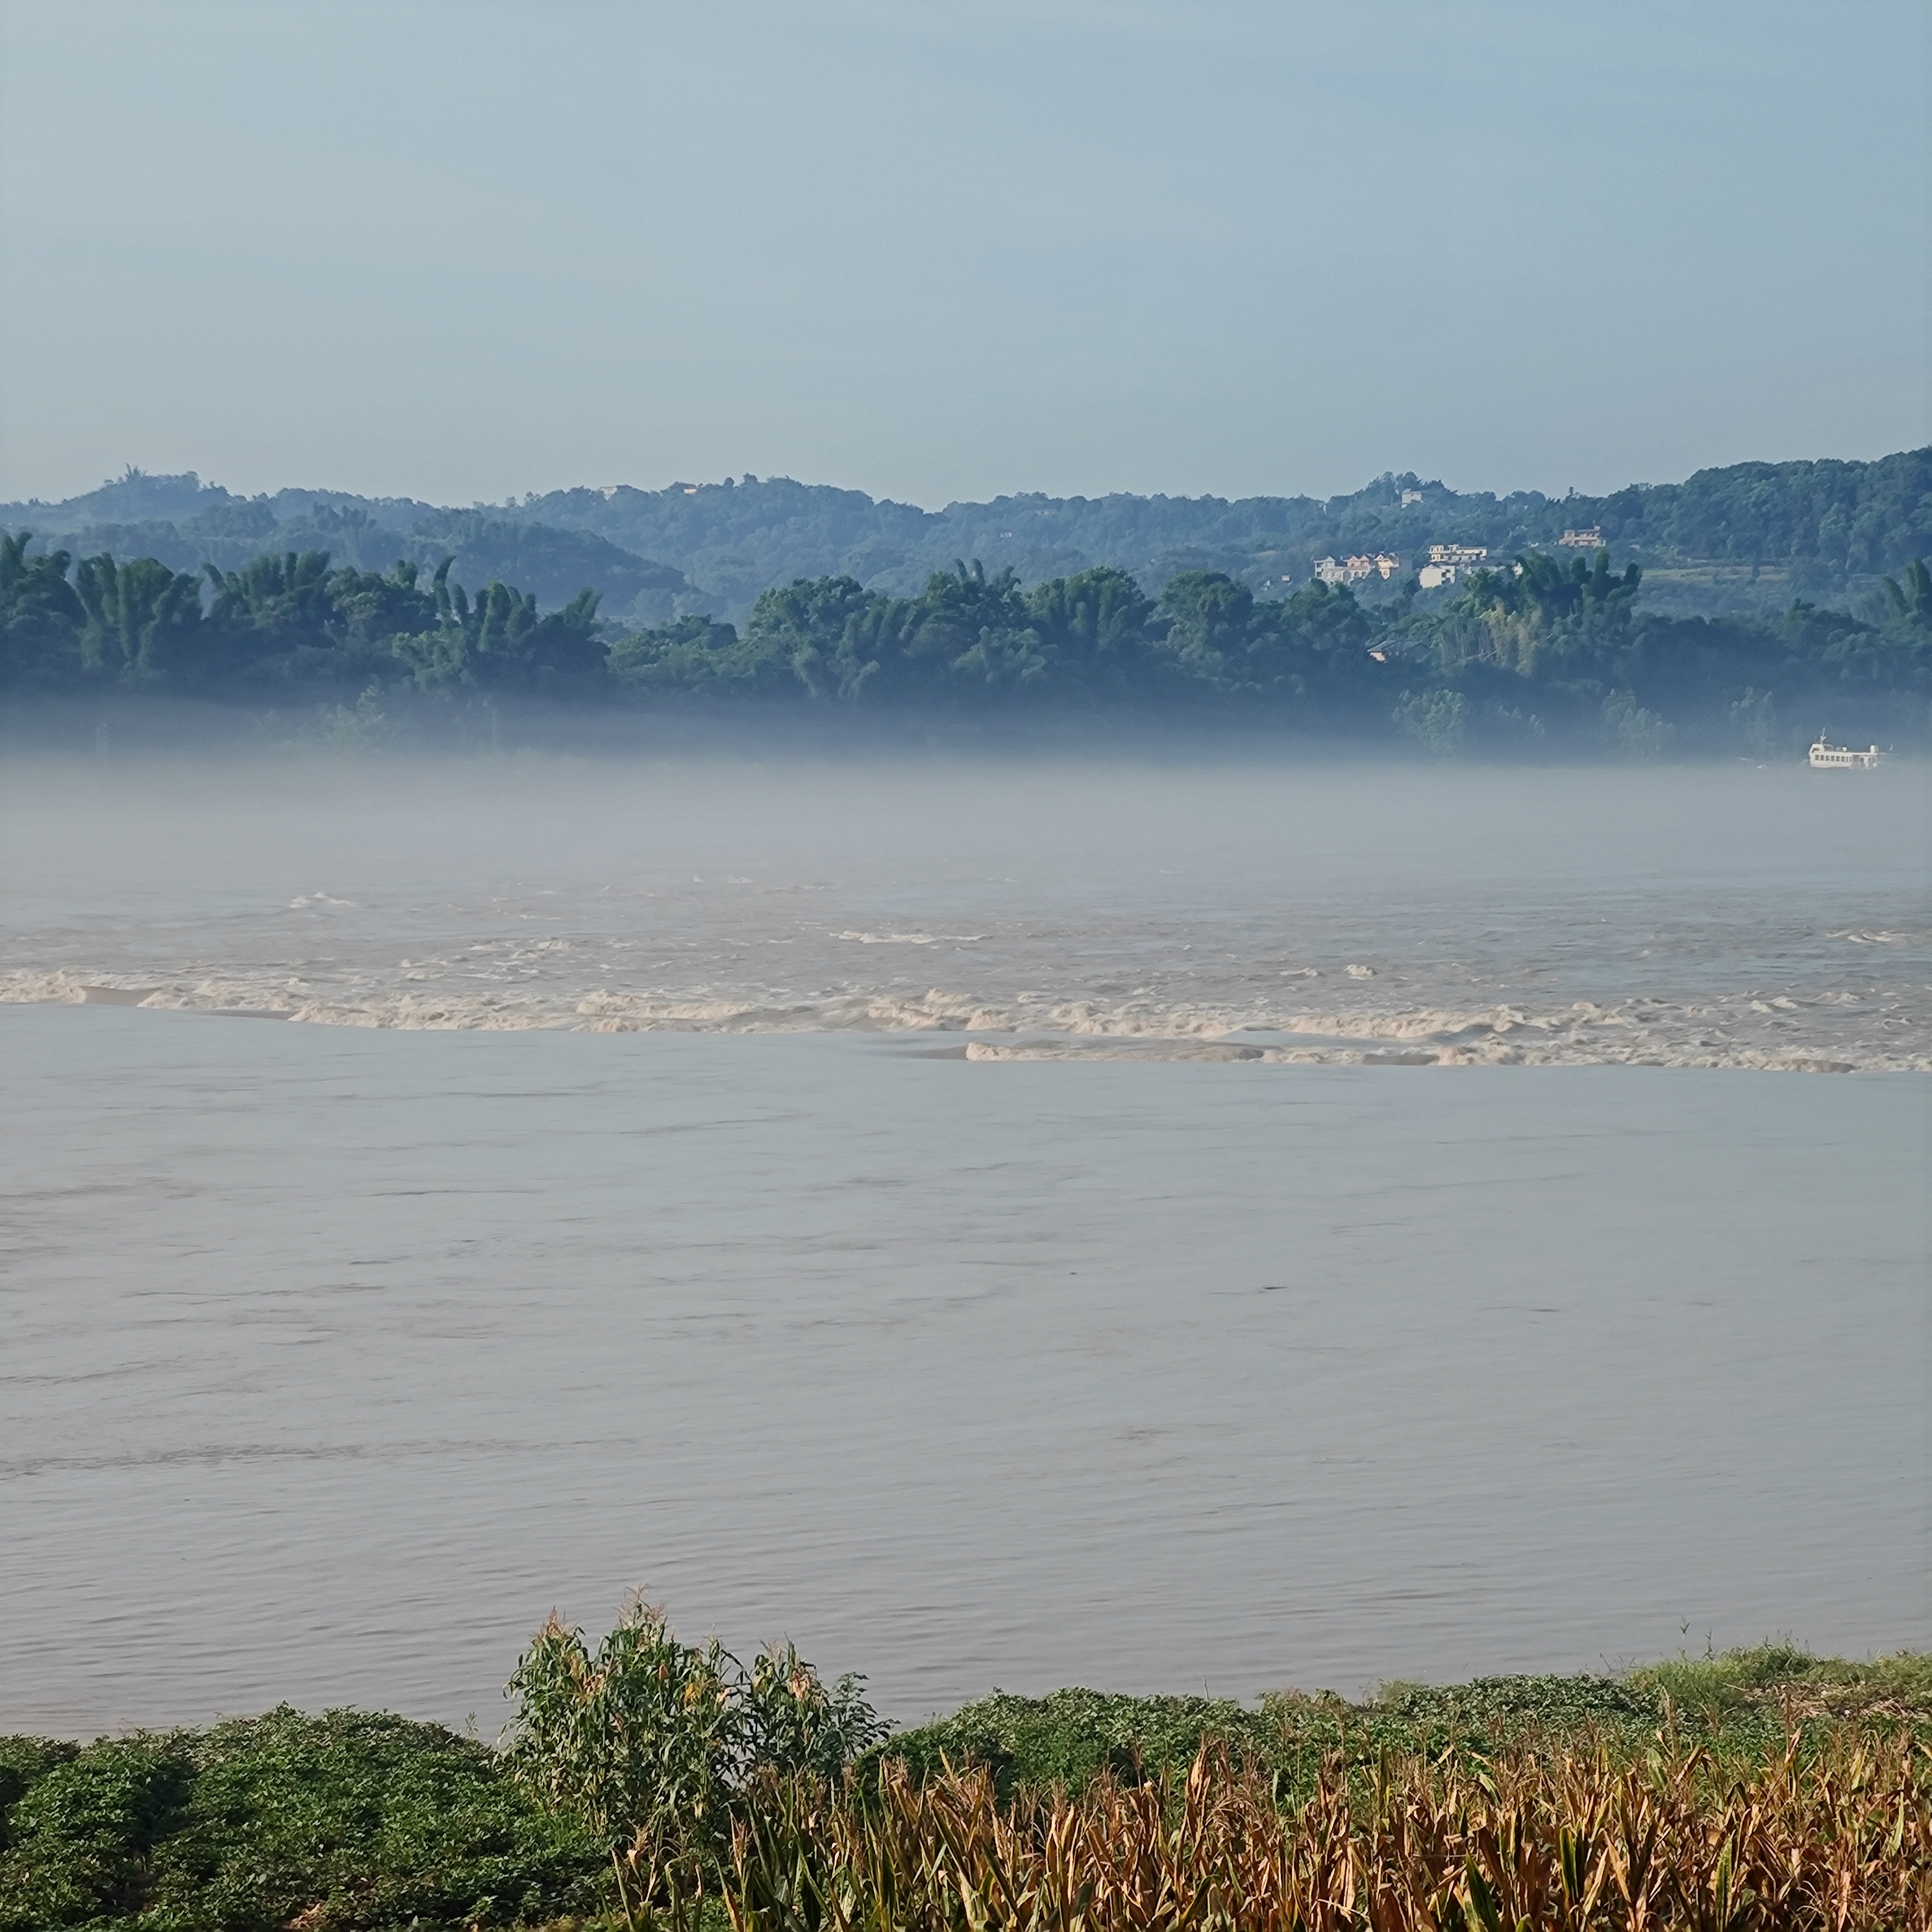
{"left": 524, "top": 449, "right": 1932, "bottom": 619}
{"left": 6, "top": 447, "right": 1927, "bottom": 628}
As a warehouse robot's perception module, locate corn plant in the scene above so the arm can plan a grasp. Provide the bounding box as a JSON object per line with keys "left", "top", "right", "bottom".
{"left": 502, "top": 1596, "right": 741, "bottom": 1928}
{"left": 749, "top": 1641, "right": 892, "bottom": 1781}
{"left": 502, "top": 1599, "right": 886, "bottom": 1929}
{"left": 718, "top": 1730, "right": 1932, "bottom": 1931}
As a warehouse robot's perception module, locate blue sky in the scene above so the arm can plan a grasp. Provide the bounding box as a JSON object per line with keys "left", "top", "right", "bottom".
{"left": 2, "top": 0, "right": 1926, "bottom": 507}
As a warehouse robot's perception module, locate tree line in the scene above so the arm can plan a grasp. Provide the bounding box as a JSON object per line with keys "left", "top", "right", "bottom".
{"left": 0, "top": 536, "right": 605, "bottom": 693}
{"left": 3, "top": 530, "right": 1928, "bottom": 750}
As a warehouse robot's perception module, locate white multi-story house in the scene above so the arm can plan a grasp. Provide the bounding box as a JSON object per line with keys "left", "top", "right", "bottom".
{"left": 1558, "top": 526, "right": 1604, "bottom": 547}
{"left": 1316, "top": 553, "right": 1405, "bottom": 586}
{"left": 1417, "top": 543, "right": 1487, "bottom": 590}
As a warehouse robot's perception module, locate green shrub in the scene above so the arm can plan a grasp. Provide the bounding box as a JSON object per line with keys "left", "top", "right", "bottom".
{"left": 0, "top": 1736, "right": 80, "bottom": 1844}
{"left": 0, "top": 1709, "right": 600, "bottom": 1931}
{"left": 880, "top": 1688, "right": 1267, "bottom": 1798}
{"left": 0, "top": 1739, "right": 192, "bottom": 1927}
{"left": 1365, "top": 1672, "right": 1653, "bottom": 1733}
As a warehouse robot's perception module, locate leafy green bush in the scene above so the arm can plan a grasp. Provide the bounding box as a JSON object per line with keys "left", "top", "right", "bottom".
{"left": 0, "top": 1739, "right": 192, "bottom": 1927}
{"left": 0, "top": 1735, "right": 79, "bottom": 1840}
{"left": 0, "top": 1708, "right": 600, "bottom": 1931}
{"left": 880, "top": 1688, "right": 1270, "bottom": 1798}
{"left": 1365, "top": 1672, "right": 1654, "bottom": 1733}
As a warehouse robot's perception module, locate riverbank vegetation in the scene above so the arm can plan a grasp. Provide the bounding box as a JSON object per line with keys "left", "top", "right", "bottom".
{"left": 3, "top": 523, "right": 1929, "bottom": 754}
{"left": 3, "top": 1602, "right": 1928, "bottom": 1929}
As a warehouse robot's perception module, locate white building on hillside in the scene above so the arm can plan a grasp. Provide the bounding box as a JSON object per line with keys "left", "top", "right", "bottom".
{"left": 1417, "top": 543, "right": 1487, "bottom": 590}
{"left": 1315, "top": 553, "right": 1404, "bottom": 586}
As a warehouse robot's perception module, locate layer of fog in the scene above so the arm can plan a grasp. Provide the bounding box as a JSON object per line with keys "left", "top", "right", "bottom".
{"left": 3, "top": 748, "right": 1926, "bottom": 1069}
{"left": 6, "top": 745, "right": 1922, "bottom": 910}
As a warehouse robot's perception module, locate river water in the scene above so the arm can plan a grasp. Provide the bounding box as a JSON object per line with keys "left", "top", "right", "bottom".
{"left": 1, "top": 754, "right": 1927, "bottom": 1735}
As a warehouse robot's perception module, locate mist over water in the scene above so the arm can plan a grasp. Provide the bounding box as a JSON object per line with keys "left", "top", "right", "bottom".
{"left": 4, "top": 754, "right": 1928, "bottom": 1068}
{"left": 2, "top": 750, "right": 1928, "bottom": 1737}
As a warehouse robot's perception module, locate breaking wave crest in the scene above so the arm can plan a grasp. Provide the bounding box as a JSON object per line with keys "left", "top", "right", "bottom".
{"left": 5, "top": 968, "right": 1923, "bottom": 1070}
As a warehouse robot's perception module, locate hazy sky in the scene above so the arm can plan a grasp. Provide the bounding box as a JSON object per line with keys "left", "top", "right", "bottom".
{"left": 2, "top": 0, "right": 1926, "bottom": 509}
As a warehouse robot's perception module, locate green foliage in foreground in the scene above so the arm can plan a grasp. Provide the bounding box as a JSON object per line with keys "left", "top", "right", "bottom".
{"left": 3, "top": 1644, "right": 1928, "bottom": 1929}
{"left": 0, "top": 1707, "right": 599, "bottom": 1931}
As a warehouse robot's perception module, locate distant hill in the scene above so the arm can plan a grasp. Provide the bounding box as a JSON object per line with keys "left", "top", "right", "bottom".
{"left": 523, "top": 451, "right": 1932, "bottom": 621}
{"left": 0, "top": 478, "right": 693, "bottom": 626}
{"left": 6, "top": 449, "right": 1928, "bottom": 626}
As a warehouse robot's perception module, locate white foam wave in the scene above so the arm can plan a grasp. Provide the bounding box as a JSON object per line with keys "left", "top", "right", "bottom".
{"left": 832, "top": 931, "right": 988, "bottom": 945}
{"left": 4, "top": 967, "right": 1925, "bottom": 1070}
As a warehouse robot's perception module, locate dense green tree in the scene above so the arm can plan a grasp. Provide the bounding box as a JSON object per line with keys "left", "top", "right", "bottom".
{"left": 615, "top": 562, "right": 1149, "bottom": 706}
{"left": 393, "top": 569, "right": 604, "bottom": 689}
{"left": 1153, "top": 571, "right": 1257, "bottom": 686}
{"left": 1421, "top": 550, "right": 1642, "bottom": 679}
{"left": 606, "top": 612, "right": 771, "bottom": 695}
{"left": 1881, "top": 558, "right": 1932, "bottom": 636}
{"left": 1392, "top": 546, "right": 1932, "bottom": 750}
{"left": 71, "top": 552, "right": 204, "bottom": 681}
{"left": 891, "top": 564, "right": 1035, "bottom": 695}
{"left": 0, "top": 533, "right": 85, "bottom": 687}
{"left": 327, "top": 558, "right": 442, "bottom": 653}
{"left": 1022, "top": 565, "right": 1164, "bottom": 698}
{"left": 204, "top": 550, "right": 336, "bottom": 641}
{"left": 1152, "top": 573, "right": 1378, "bottom": 708}
{"left": 738, "top": 575, "right": 888, "bottom": 699}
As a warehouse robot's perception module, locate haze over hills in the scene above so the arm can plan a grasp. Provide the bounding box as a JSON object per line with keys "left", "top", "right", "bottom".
{"left": 5, "top": 449, "right": 1928, "bottom": 756}
{"left": 7, "top": 447, "right": 1929, "bottom": 628}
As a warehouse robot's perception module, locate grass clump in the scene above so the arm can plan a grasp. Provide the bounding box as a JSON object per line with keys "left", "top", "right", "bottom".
{"left": 1631, "top": 1641, "right": 1932, "bottom": 1726}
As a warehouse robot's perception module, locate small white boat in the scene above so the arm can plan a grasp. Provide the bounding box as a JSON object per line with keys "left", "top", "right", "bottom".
{"left": 1809, "top": 736, "right": 1883, "bottom": 771}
